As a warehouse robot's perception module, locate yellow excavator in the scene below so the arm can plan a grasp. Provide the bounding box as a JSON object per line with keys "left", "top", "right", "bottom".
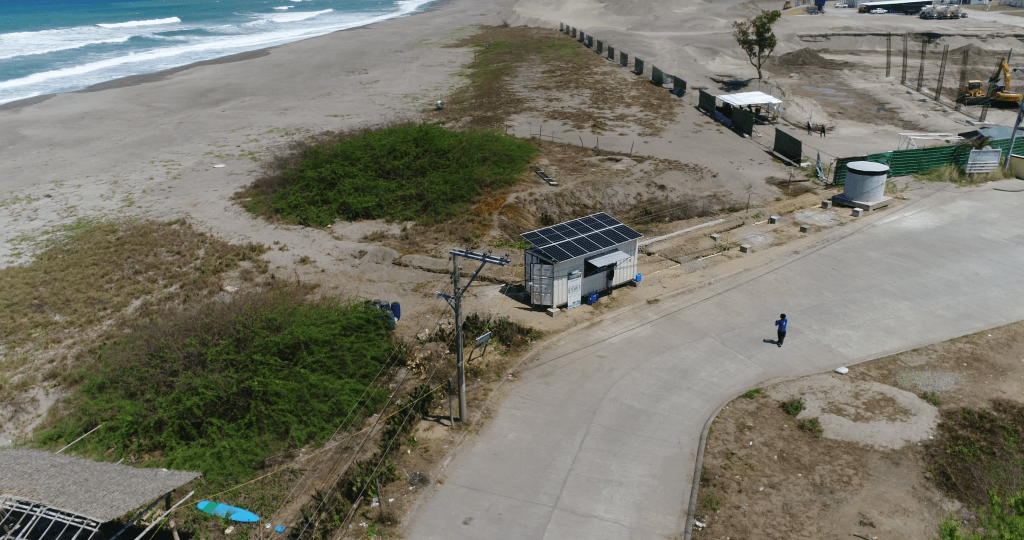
{"left": 960, "top": 57, "right": 1023, "bottom": 107}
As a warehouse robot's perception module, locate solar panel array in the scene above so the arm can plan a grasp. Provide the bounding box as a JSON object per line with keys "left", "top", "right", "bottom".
{"left": 520, "top": 213, "right": 643, "bottom": 262}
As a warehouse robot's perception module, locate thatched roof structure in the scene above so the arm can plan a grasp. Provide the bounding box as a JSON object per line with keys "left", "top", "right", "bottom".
{"left": 0, "top": 449, "right": 200, "bottom": 523}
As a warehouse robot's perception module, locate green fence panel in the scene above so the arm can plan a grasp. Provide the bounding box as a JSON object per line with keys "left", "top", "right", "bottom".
{"left": 651, "top": 66, "right": 664, "bottom": 86}
{"left": 773, "top": 129, "right": 802, "bottom": 164}
{"left": 832, "top": 156, "right": 865, "bottom": 186}
{"left": 698, "top": 89, "right": 716, "bottom": 113}
{"left": 620, "top": 51, "right": 628, "bottom": 67}
{"left": 608, "top": 46, "right": 615, "bottom": 60}
{"left": 634, "top": 57, "right": 644, "bottom": 75}
{"left": 733, "top": 108, "right": 754, "bottom": 136}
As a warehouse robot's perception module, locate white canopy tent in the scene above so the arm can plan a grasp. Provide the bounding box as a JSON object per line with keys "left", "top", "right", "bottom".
{"left": 716, "top": 91, "right": 783, "bottom": 124}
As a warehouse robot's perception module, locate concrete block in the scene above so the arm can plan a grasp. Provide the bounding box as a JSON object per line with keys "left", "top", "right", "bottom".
{"left": 768, "top": 215, "right": 779, "bottom": 224}
{"left": 852, "top": 208, "right": 864, "bottom": 217}
{"left": 821, "top": 200, "right": 832, "bottom": 209}
{"left": 740, "top": 244, "right": 751, "bottom": 253}
{"left": 547, "top": 307, "right": 561, "bottom": 317}
{"left": 710, "top": 233, "right": 721, "bottom": 242}
{"left": 799, "top": 225, "right": 810, "bottom": 233}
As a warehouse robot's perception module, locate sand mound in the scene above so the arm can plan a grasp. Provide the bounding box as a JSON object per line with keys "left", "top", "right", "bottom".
{"left": 774, "top": 48, "right": 836, "bottom": 68}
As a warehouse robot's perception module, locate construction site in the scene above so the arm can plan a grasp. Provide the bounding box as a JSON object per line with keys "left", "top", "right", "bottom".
{"left": 4, "top": 0, "right": 1024, "bottom": 539}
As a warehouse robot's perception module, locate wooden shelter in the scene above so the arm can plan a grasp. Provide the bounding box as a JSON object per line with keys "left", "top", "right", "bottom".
{"left": 0, "top": 450, "right": 200, "bottom": 540}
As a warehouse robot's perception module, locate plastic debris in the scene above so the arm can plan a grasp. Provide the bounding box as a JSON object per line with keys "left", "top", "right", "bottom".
{"left": 694, "top": 518, "right": 706, "bottom": 529}
{"left": 759, "top": 487, "right": 764, "bottom": 491}
{"left": 835, "top": 366, "right": 849, "bottom": 374}
{"left": 274, "top": 526, "right": 286, "bottom": 534}
{"left": 214, "top": 164, "right": 225, "bottom": 168}
{"left": 371, "top": 498, "right": 379, "bottom": 508}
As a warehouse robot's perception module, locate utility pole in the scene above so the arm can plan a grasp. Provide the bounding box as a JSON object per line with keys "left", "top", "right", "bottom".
{"left": 436, "top": 249, "right": 510, "bottom": 422}
{"left": 1004, "top": 69, "right": 1024, "bottom": 170}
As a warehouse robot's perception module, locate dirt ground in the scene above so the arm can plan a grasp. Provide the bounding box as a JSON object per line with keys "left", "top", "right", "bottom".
{"left": 694, "top": 319, "right": 1024, "bottom": 540}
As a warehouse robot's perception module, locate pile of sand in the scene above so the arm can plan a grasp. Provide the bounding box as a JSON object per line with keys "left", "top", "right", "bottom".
{"left": 774, "top": 48, "right": 838, "bottom": 68}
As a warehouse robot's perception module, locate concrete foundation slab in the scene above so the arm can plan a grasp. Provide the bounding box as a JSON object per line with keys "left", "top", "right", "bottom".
{"left": 832, "top": 194, "right": 894, "bottom": 212}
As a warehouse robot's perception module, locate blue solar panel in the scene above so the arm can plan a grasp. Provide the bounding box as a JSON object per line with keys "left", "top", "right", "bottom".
{"left": 567, "top": 221, "right": 593, "bottom": 234}
{"left": 541, "top": 245, "right": 571, "bottom": 261}
{"left": 613, "top": 225, "right": 643, "bottom": 240}
{"left": 542, "top": 230, "right": 567, "bottom": 242}
{"left": 602, "top": 229, "right": 628, "bottom": 243}
{"left": 561, "top": 241, "right": 587, "bottom": 258}
{"left": 521, "top": 214, "right": 637, "bottom": 258}
{"left": 587, "top": 232, "right": 615, "bottom": 249}
{"left": 574, "top": 236, "right": 600, "bottom": 252}
{"left": 521, "top": 231, "right": 547, "bottom": 246}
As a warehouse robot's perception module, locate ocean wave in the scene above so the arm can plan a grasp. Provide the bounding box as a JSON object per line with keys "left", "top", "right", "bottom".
{"left": 0, "top": 32, "right": 133, "bottom": 60}
{"left": 264, "top": 9, "right": 334, "bottom": 23}
{"left": 0, "top": 0, "right": 440, "bottom": 105}
{"left": 96, "top": 17, "right": 182, "bottom": 29}
{"left": 273, "top": 6, "right": 295, "bottom": 10}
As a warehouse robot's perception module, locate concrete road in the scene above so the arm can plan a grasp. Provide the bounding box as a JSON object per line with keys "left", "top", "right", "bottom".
{"left": 406, "top": 183, "right": 1024, "bottom": 539}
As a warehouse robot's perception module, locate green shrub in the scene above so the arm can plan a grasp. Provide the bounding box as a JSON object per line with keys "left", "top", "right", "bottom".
{"left": 798, "top": 417, "right": 823, "bottom": 437}
{"left": 921, "top": 391, "right": 943, "bottom": 406}
{"left": 741, "top": 388, "right": 764, "bottom": 399}
{"left": 243, "top": 123, "right": 537, "bottom": 226}
{"left": 782, "top": 398, "right": 805, "bottom": 417}
{"left": 36, "top": 288, "right": 400, "bottom": 484}
{"left": 938, "top": 489, "right": 1024, "bottom": 540}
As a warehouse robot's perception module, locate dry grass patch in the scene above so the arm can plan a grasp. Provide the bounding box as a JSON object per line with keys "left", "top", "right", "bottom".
{"left": 0, "top": 219, "right": 268, "bottom": 351}
{"left": 433, "top": 26, "right": 680, "bottom": 136}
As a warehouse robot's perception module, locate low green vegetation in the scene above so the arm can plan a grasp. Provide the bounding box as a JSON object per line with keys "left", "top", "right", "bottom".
{"left": 291, "top": 382, "right": 434, "bottom": 540}
{"left": 36, "top": 287, "right": 402, "bottom": 485}
{"left": 915, "top": 164, "right": 1010, "bottom": 186}
{"left": 239, "top": 122, "right": 537, "bottom": 227}
{"left": 921, "top": 391, "right": 943, "bottom": 406}
{"left": 927, "top": 401, "right": 1024, "bottom": 512}
{"left": 798, "top": 417, "right": 823, "bottom": 437}
{"left": 740, "top": 387, "right": 764, "bottom": 399}
{"left": 939, "top": 489, "right": 1024, "bottom": 540}
{"left": 781, "top": 398, "right": 805, "bottom": 417}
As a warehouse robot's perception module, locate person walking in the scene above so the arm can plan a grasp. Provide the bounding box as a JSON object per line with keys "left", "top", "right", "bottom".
{"left": 775, "top": 314, "right": 788, "bottom": 347}
{"left": 807, "top": 121, "right": 813, "bottom": 135}
{"left": 820, "top": 124, "right": 826, "bottom": 137}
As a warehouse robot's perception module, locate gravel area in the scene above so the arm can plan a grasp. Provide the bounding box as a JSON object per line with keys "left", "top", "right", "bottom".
{"left": 895, "top": 370, "right": 963, "bottom": 392}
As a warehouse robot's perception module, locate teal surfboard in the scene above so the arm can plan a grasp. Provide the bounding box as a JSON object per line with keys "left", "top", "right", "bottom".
{"left": 196, "top": 501, "right": 260, "bottom": 523}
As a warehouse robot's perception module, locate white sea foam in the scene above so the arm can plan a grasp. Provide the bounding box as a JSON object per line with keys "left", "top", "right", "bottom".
{"left": 96, "top": 17, "right": 182, "bottom": 29}
{"left": 0, "top": 1, "right": 439, "bottom": 105}
{"left": 273, "top": 6, "right": 295, "bottom": 10}
{"left": 0, "top": 30, "right": 133, "bottom": 60}
{"left": 264, "top": 9, "right": 334, "bottom": 23}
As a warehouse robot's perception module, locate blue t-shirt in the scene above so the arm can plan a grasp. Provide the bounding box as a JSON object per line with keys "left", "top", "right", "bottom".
{"left": 776, "top": 318, "right": 787, "bottom": 332}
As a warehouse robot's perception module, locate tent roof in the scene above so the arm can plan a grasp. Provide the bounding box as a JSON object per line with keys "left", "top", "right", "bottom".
{"left": 717, "top": 91, "right": 782, "bottom": 106}
{"left": 0, "top": 449, "right": 200, "bottom": 523}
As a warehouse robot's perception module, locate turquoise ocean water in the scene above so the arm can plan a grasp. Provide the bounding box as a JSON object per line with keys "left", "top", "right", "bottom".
{"left": 0, "top": 0, "right": 436, "bottom": 105}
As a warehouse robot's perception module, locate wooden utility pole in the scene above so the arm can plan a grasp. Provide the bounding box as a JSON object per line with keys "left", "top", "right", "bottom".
{"left": 886, "top": 33, "right": 892, "bottom": 78}
{"left": 437, "top": 250, "right": 510, "bottom": 421}
{"left": 935, "top": 44, "right": 950, "bottom": 102}
{"left": 902, "top": 33, "right": 909, "bottom": 85}
{"left": 955, "top": 48, "right": 970, "bottom": 111}
{"left": 917, "top": 40, "right": 927, "bottom": 92}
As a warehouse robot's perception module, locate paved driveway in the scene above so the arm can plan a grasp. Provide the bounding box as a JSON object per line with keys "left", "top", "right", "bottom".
{"left": 407, "top": 184, "right": 1024, "bottom": 539}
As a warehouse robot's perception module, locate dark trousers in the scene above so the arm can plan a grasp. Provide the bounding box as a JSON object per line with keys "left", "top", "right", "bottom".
{"left": 777, "top": 330, "right": 786, "bottom": 345}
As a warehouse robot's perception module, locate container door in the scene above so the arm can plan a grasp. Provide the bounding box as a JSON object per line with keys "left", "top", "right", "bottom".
{"left": 530, "top": 264, "right": 553, "bottom": 306}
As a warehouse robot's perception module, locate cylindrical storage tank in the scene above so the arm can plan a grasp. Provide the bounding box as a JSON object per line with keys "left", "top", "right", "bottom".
{"left": 843, "top": 161, "right": 889, "bottom": 202}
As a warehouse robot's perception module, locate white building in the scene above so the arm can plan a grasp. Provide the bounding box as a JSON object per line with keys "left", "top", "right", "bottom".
{"left": 521, "top": 213, "right": 642, "bottom": 308}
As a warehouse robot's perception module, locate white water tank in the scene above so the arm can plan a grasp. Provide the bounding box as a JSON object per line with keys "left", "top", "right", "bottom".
{"left": 843, "top": 161, "right": 889, "bottom": 202}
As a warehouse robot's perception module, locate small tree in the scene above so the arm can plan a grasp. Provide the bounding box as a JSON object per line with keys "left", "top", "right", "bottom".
{"left": 732, "top": 10, "right": 782, "bottom": 79}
